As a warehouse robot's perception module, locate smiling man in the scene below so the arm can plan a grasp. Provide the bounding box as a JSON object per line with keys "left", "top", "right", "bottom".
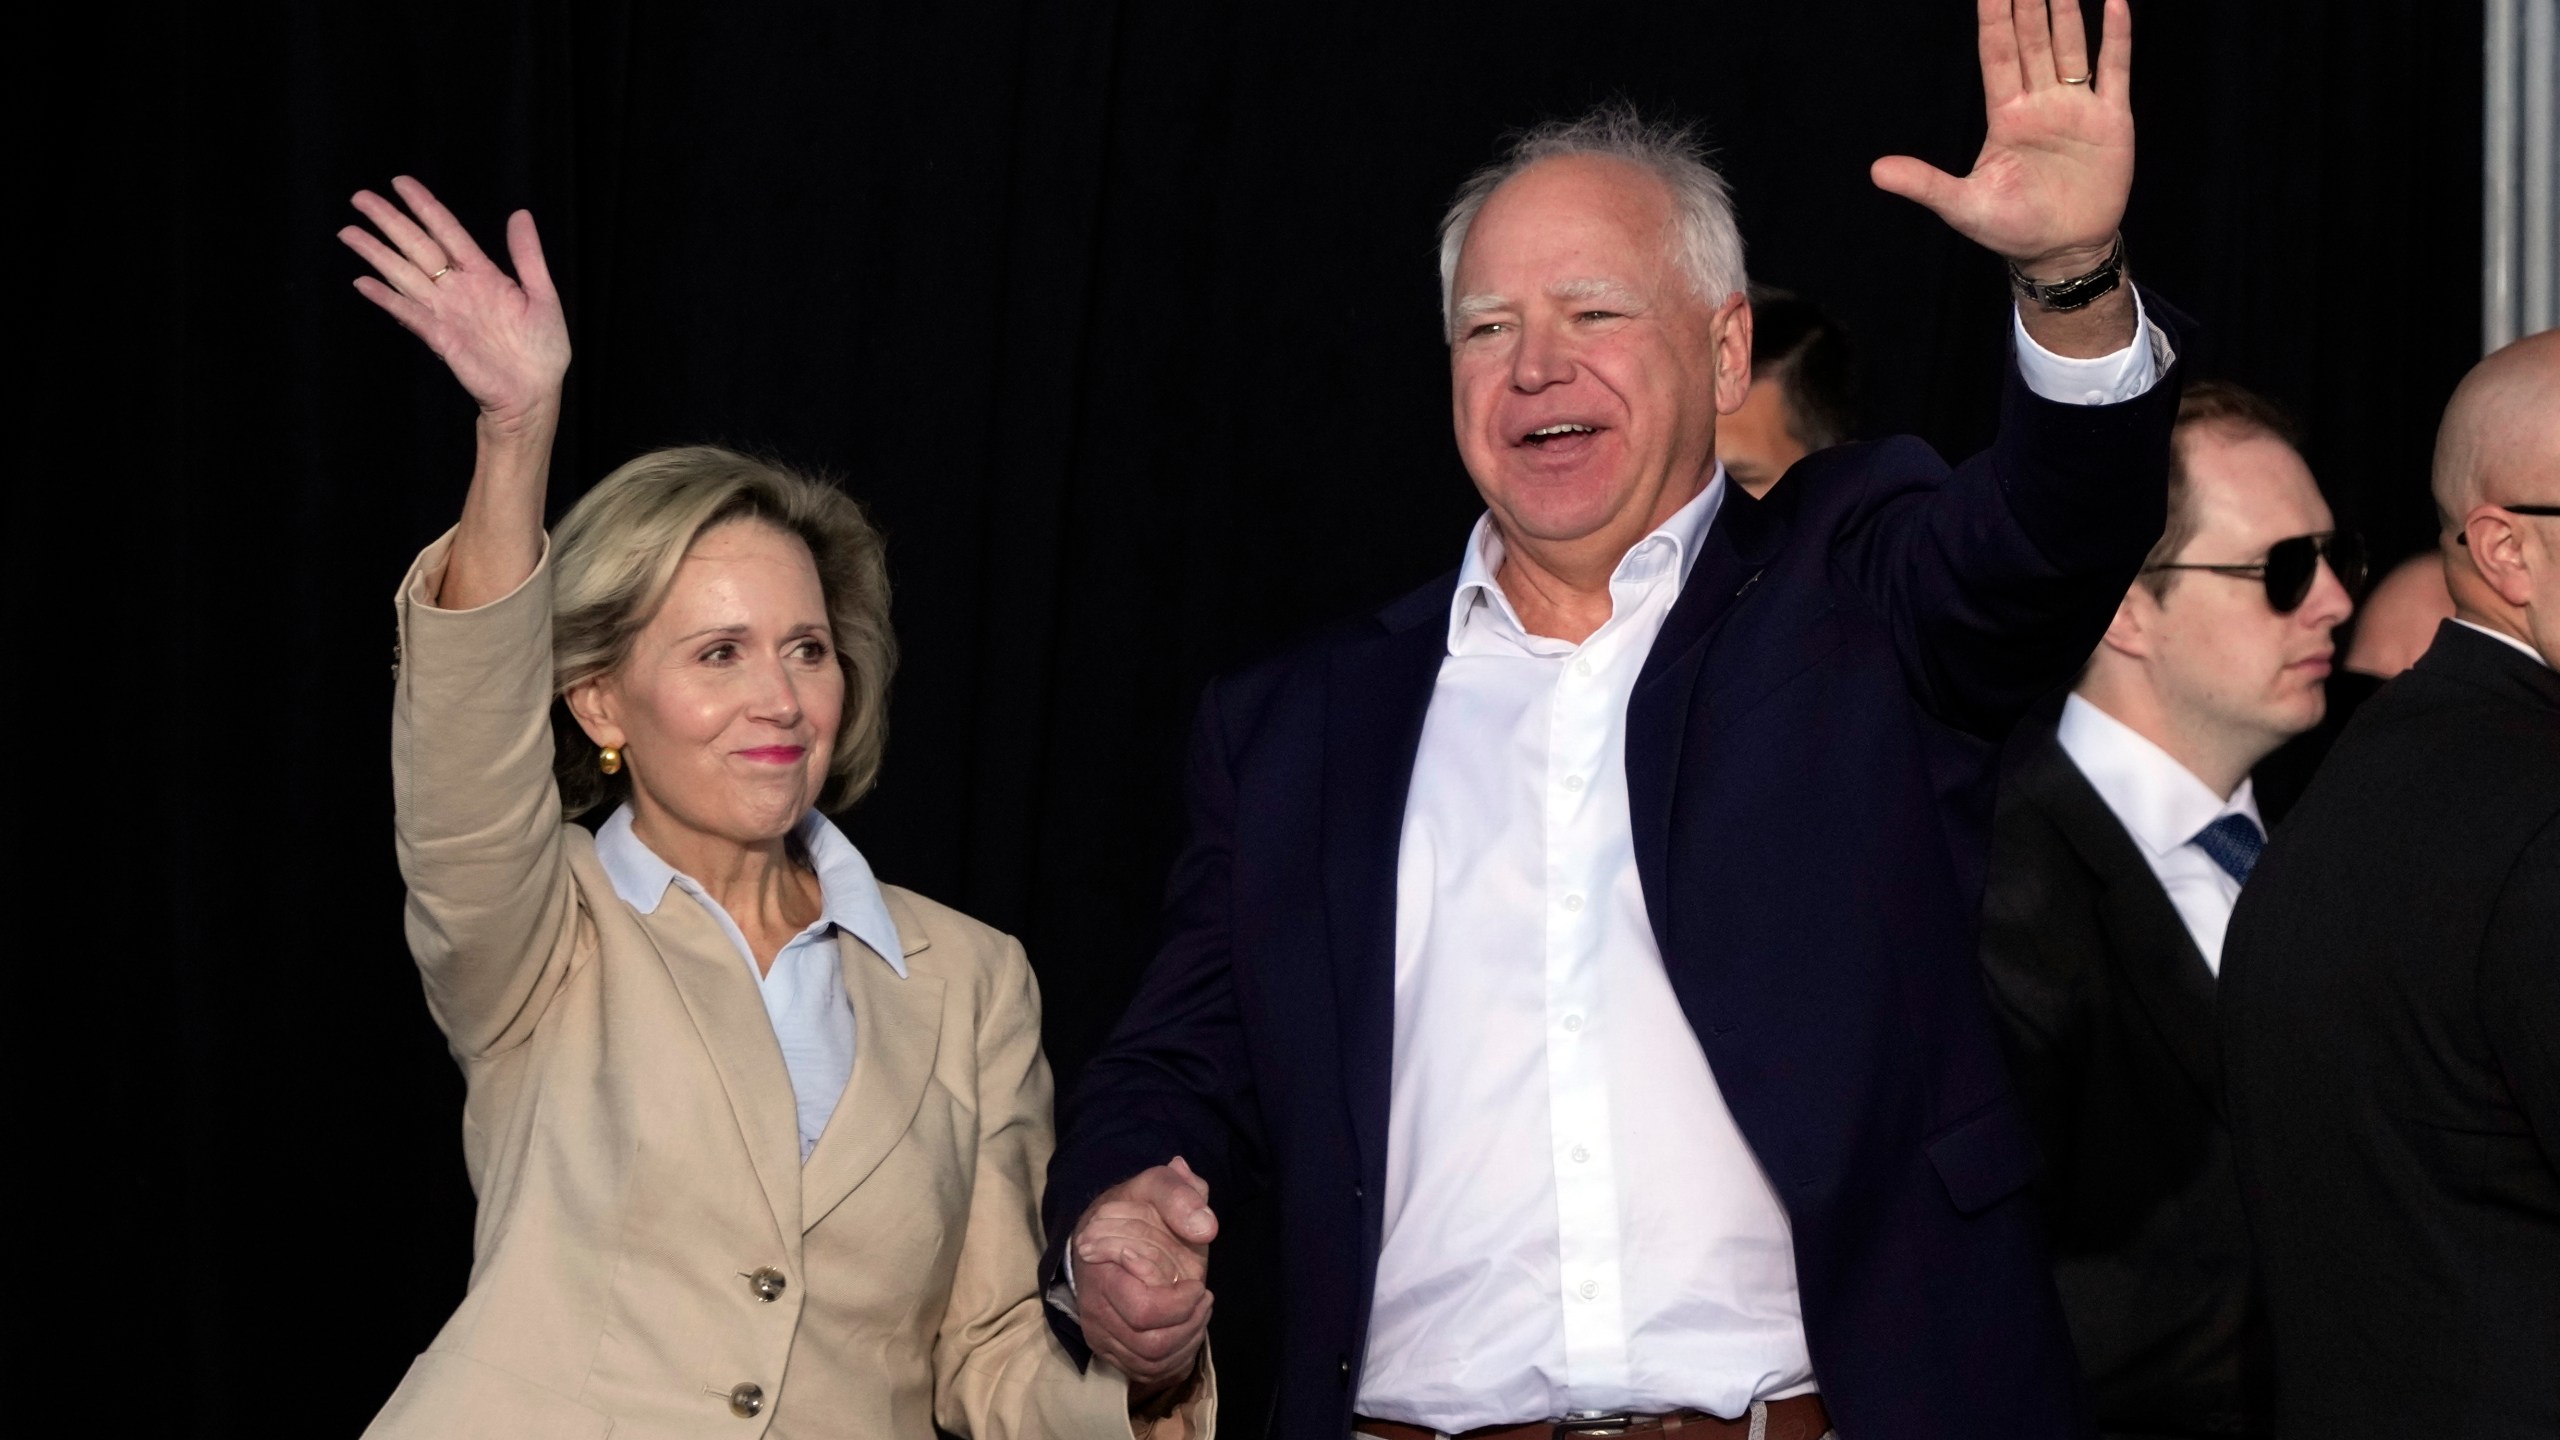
{"left": 1977, "top": 380, "right": 2357, "bottom": 1439}
{"left": 1044, "top": 3, "right": 2180, "bottom": 1436}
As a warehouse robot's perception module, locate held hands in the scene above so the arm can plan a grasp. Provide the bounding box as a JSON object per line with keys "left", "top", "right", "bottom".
{"left": 339, "top": 177, "right": 570, "bottom": 432}
{"left": 1071, "top": 1158, "right": 1217, "bottom": 1399}
{"left": 1872, "top": 0, "right": 2134, "bottom": 280}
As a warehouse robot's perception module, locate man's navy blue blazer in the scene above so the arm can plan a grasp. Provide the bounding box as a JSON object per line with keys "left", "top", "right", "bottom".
{"left": 1046, "top": 338, "right": 2182, "bottom": 1439}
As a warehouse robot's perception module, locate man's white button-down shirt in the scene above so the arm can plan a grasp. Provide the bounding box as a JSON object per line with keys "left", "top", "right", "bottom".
{"left": 1355, "top": 303, "right": 2166, "bottom": 1431}
{"left": 597, "top": 805, "right": 908, "bottom": 1160}
{"left": 2053, "top": 694, "right": 2263, "bottom": 973}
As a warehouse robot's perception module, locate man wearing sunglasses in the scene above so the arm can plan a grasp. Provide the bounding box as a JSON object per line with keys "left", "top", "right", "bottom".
{"left": 1977, "top": 379, "right": 2353, "bottom": 1440}
{"left": 2221, "top": 328, "right": 2560, "bottom": 1436}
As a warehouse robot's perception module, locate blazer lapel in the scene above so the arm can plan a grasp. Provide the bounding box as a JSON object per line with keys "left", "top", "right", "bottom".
{"left": 646, "top": 892, "right": 806, "bottom": 1242}
{"left": 2021, "top": 735, "right": 2226, "bottom": 1114}
{"left": 1324, "top": 577, "right": 1456, "bottom": 1188}
{"left": 1627, "top": 488, "right": 1788, "bottom": 949}
{"left": 802, "top": 897, "right": 945, "bottom": 1231}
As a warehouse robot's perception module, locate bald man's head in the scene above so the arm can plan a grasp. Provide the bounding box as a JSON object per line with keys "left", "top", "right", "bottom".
{"left": 2433, "top": 329, "right": 2560, "bottom": 527}
{"left": 2433, "top": 330, "right": 2560, "bottom": 665}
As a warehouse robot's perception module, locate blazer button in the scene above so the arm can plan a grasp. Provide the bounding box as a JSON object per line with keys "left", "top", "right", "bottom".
{"left": 727, "top": 1381, "right": 765, "bottom": 1418}
{"left": 745, "top": 1266, "right": 787, "bottom": 1302}
{"left": 1337, "top": 1356, "right": 1350, "bottom": 1386}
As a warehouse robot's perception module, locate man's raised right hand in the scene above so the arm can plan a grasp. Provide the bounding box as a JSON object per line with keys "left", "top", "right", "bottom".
{"left": 1070, "top": 1157, "right": 1218, "bottom": 1396}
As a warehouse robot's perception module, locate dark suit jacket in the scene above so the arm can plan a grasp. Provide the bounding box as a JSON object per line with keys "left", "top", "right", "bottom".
{"left": 1980, "top": 720, "right": 2269, "bottom": 1439}
{"left": 1047, "top": 355, "right": 2181, "bottom": 1440}
{"left": 2220, "top": 622, "right": 2560, "bottom": 1437}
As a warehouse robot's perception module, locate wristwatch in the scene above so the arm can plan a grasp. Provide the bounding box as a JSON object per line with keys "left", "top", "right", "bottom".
{"left": 2008, "top": 235, "right": 2125, "bottom": 312}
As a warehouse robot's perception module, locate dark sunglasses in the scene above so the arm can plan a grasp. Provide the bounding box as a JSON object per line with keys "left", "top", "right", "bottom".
{"left": 2456, "top": 504, "right": 2560, "bottom": 545}
{"left": 2141, "top": 530, "right": 2366, "bottom": 613}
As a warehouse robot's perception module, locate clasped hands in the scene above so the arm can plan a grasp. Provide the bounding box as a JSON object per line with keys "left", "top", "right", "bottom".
{"left": 1069, "top": 1158, "right": 1217, "bottom": 1401}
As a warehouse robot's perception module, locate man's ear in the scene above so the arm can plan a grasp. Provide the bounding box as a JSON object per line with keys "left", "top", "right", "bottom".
{"left": 2462, "top": 507, "right": 2539, "bottom": 608}
{"left": 2098, "top": 584, "right": 2156, "bottom": 660}
{"left": 1712, "top": 292, "right": 1754, "bottom": 416}
{"left": 564, "top": 676, "right": 626, "bottom": 749}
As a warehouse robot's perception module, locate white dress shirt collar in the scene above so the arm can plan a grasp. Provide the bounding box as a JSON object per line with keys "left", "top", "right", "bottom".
{"left": 2055, "top": 694, "right": 2262, "bottom": 863}
{"left": 1447, "top": 468, "right": 1729, "bottom": 654}
{"left": 2450, "top": 617, "right": 2553, "bottom": 669}
{"left": 595, "top": 805, "right": 908, "bottom": 977}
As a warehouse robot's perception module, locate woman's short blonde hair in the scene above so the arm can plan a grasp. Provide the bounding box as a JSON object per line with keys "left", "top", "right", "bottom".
{"left": 548, "top": 445, "right": 895, "bottom": 819}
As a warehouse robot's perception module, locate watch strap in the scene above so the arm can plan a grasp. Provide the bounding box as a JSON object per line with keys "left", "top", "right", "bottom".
{"left": 2008, "top": 236, "right": 2125, "bottom": 312}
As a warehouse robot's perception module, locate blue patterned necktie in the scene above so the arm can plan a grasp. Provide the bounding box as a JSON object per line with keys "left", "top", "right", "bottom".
{"left": 2192, "top": 812, "right": 2266, "bottom": 885}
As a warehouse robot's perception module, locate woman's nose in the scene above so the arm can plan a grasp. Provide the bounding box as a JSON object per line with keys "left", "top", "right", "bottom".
{"left": 748, "top": 656, "right": 804, "bottom": 724}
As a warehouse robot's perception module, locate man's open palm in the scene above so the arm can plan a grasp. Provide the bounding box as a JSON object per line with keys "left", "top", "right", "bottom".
{"left": 1873, "top": 0, "right": 2134, "bottom": 275}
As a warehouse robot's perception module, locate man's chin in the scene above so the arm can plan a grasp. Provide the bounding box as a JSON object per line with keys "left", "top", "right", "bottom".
{"left": 1484, "top": 486, "right": 1635, "bottom": 548}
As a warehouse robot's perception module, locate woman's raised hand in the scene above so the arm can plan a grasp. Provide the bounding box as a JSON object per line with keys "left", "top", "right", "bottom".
{"left": 341, "top": 177, "right": 570, "bottom": 428}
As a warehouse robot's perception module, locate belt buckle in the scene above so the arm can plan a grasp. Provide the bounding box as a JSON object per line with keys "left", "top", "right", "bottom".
{"left": 1555, "top": 1415, "right": 1643, "bottom": 1438}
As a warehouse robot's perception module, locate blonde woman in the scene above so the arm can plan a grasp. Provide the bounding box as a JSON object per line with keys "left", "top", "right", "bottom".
{"left": 342, "top": 177, "right": 1211, "bottom": 1439}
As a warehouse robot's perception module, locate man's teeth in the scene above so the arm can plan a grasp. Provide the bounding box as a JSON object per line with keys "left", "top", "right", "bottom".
{"left": 1529, "top": 423, "right": 1596, "bottom": 438}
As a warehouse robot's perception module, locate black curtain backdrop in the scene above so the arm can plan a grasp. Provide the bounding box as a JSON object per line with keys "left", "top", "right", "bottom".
{"left": 69, "top": 1, "right": 2480, "bottom": 1432}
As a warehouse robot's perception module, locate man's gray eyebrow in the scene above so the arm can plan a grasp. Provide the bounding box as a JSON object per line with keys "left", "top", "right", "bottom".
{"left": 1551, "top": 277, "right": 1641, "bottom": 303}
{"left": 1452, "top": 293, "right": 1510, "bottom": 320}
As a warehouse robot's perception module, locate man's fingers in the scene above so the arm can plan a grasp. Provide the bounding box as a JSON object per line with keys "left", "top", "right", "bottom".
{"left": 2097, "top": 0, "right": 2132, "bottom": 97}
{"left": 2011, "top": 0, "right": 2057, "bottom": 87}
{"left": 1075, "top": 1225, "right": 1197, "bottom": 1288}
{"left": 1167, "top": 1155, "right": 1212, "bottom": 1201}
{"left": 1975, "top": 0, "right": 2024, "bottom": 107}
{"left": 1869, "top": 156, "right": 1968, "bottom": 221}
{"left": 1136, "top": 1167, "right": 1219, "bottom": 1244}
{"left": 1080, "top": 1279, "right": 1212, "bottom": 1381}
{"left": 1085, "top": 1259, "right": 1211, "bottom": 1331}
{"left": 1090, "top": 1284, "right": 1212, "bottom": 1365}
{"left": 1078, "top": 1199, "right": 1212, "bottom": 1264}
{"left": 2048, "top": 0, "right": 2091, "bottom": 83}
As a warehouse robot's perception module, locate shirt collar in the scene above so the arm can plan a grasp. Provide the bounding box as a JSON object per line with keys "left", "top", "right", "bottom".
{"left": 1446, "top": 466, "right": 1729, "bottom": 652}
{"left": 2055, "top": 694, "right": 2263, "bottom": 859}
{"left": 595, "top": 805, "right": 909, "bottom": 976}
{"left": 2450, "top": 617, "right": 2553, "bottom": 669}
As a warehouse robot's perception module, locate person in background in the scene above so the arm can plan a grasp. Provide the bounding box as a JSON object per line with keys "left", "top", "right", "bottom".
{"left": 1713, "top": 287, "right": 1859, "bottom": 497}
{"left": 1979, "top": 379, "right": 2355, "bottom": 1440}
{"left": 2221, "top": 328, "right": 2559, "bottom": 1438}
{"left": 2341, "top": 549, "right": 2455, "bottom": 678}
{"left": 339, "top": 178, "right": 1206, "bottom": 1440}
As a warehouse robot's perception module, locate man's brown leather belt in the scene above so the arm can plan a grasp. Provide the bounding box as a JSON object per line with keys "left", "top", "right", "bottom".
{"left": 1354, "top": 1394, "right": 1830, "bottom": 1440}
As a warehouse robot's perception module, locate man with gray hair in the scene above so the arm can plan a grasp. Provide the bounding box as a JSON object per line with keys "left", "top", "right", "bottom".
{"left": 1049, "top": 3, "right": 2175, "bottom": 1435}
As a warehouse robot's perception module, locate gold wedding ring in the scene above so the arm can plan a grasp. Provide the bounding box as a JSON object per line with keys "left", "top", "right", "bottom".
{"left": 429, "top": 264, "right": 456, "bottom": 280}
{"left": 2059, "top": 73, "right": 2092, "bottom": 84}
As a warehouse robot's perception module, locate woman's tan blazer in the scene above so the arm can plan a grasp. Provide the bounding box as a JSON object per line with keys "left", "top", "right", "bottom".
{"left": 367, "top": 534, "right": 1196, "bottom": 1440}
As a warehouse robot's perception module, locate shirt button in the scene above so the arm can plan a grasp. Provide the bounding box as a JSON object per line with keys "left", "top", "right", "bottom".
{"left": 1578, "top": 1279, "right": 1600, "bottom": 1300}
{"left": 1574, "top": 658, "right": 1594, "bottom": 677}
{"left": 1562, "top": 774, "right": 1585, "bottom": 792}
{"left": 1562, "top": 1013, "right": 1584, "bottom": 1033}
{"left": 2082, "top": 388, "right": 2108, "bottom": 405}
{"left": 1570, "top": 1144, "right": 1591, "bottom": 1164}
{"left": 1562, "top": 894, "right": 1585, "bottom": 913}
